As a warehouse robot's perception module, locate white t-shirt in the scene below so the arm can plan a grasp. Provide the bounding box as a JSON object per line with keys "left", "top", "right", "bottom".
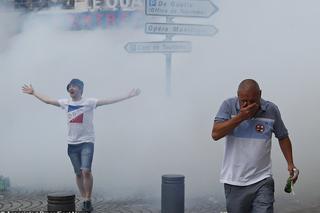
{"left": 58, "top": 98, "right": 98, "bottom": 144}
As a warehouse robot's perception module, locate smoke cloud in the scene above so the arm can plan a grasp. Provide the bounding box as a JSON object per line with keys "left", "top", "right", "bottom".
{"left": 0, "top": 0, "right": 319, "bottom": 208}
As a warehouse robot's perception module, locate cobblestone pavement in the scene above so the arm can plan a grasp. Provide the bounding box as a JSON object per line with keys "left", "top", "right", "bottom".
{"left": 1, "top": 189, "right": 319, "bottom": 213}
{"left": 0, "top": 189, "right": 224, "bottom": 213}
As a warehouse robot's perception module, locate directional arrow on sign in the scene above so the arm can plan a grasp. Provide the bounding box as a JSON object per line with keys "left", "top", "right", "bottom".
{"left": 145, "top": 23, "right": 218, "bottom": 36}
{"left": 145, "top": 0, "right": 218, "bottom": 18}
{"left": 125, "top": 41, "right": 192, "bottom": 53}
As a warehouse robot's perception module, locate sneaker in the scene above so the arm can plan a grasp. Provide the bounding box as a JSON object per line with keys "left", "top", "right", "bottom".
{"left": 82, "top": 200, "right": 93, "bottom": 212}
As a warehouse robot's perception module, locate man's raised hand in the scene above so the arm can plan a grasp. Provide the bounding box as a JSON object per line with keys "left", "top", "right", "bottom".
{"left": 239, "top": 103, "right": 259, "bottom": 120}
{"left": 128, "top": 88, "right": 141, "bottom": 98}
{"left": 22, "top": 84, "right": 34, "bottom": 95}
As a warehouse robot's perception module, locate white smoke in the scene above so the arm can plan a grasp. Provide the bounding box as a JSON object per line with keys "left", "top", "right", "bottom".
{"left": 0, "top": 0, "right": 319, "bottom": 208}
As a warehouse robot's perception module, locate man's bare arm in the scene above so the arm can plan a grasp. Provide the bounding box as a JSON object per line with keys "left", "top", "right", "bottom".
{"left": 212, "top": 103, "right": 259, "bottom": 141}
{"left": 279, "top": 136, "right": 298, "bottom": 183}
{"left": 96, "top": 88, "right": 140, "bottom": 107}
{"left": 22, "top": 84, "right": 60, "bottom": 107}
{"left": 212, "top": 116, "right": 243, "bottom": 141}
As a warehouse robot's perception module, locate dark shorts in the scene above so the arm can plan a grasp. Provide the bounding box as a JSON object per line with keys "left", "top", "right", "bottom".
{"left": 67, "top": 142, "right": 94, "bottom": 175}
{"left": 224, "top": 177, "right": 275, "bottom": 213}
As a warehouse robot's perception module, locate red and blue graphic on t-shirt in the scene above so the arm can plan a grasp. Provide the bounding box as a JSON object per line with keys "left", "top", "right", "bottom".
{"left": 68, "top": 105, "right": 84, "bottom": 123}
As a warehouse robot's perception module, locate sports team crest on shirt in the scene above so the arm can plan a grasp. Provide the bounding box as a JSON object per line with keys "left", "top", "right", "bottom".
{"left": 255, "top": 123, "right": 265, "bottom": 133}
{"left": 68, "top": 105, "right": 85, "bottom": 123}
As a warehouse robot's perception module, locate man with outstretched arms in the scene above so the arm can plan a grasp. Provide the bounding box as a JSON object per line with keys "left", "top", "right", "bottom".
{"left": 22, "top": 79, "right": 140, "bottom": 212}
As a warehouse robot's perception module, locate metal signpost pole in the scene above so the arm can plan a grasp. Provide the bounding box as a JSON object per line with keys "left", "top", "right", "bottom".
{"left": 165, "top": 16, "right": 174, "bottom": 96}
{"left": 165, "top": 53, "right": 171, "bottom": 96}
{"left": 125, "top": 0, "right": 218, "bottom": 95}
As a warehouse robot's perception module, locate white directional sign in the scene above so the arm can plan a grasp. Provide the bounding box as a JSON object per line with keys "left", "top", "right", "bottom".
{"left": 145, "top": 23, "right": 218, "bottom": 36}
{"left": 145, "top": 0, "right": 218, "bottom": 18}
{"left": 126, "top": 0, "right": 219, "bottom": 95}
{"left": 125, "top": 41, "right": 192, "bottom": 53}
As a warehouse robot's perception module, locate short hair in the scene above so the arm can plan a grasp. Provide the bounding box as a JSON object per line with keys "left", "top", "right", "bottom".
{"left": 238, "top": 79, "right": 260, "bottom": 93}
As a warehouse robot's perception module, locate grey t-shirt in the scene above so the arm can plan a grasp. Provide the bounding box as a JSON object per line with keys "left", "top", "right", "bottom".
{"left": 215, "top": 97, "right": 288, "bottom": 186}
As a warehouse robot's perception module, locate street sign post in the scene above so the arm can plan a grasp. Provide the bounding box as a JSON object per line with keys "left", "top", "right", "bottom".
{"left": 145, "top": 23, "right": 218, "bottom": 36}
{"left": 145, "top": 0, "right": 218, "bottom": 18}
{"left": 125, "top": 0, "right": 218, "bottom": 95}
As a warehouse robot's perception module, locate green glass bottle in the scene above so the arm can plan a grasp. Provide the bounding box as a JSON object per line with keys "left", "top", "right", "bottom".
{"left": 284, "top": 177, "right": 292, "bottom": 193}
{"left": 285, "top": 168, "right": 299, "bottom": 193}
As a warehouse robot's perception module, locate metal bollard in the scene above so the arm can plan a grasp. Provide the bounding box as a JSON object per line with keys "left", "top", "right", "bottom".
{"left": 47, "top": 192, "right": 75, "bottom": 212}
{"left": 161, "top": 174, "right": 185, "bottom": 213}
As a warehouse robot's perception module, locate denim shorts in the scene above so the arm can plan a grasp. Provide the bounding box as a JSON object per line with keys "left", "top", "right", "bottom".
{"left": 67, "top": 142, "right": 94, "bottom": 175}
